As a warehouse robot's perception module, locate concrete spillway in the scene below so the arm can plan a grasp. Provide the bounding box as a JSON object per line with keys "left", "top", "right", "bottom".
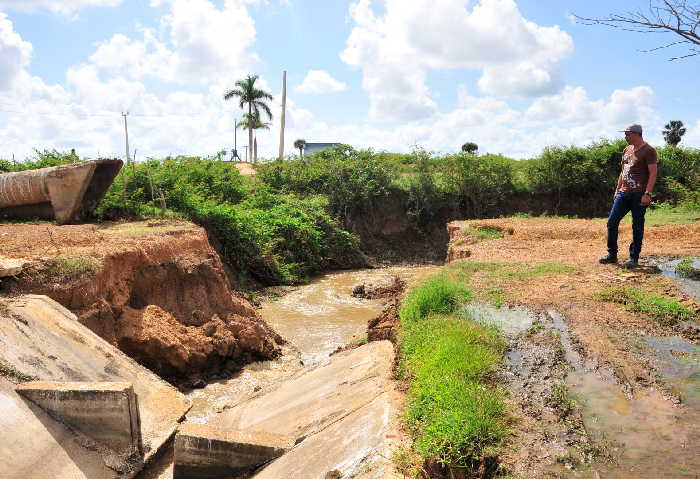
{"left": 0, "top": 159, "right": 122, "bottom": 224}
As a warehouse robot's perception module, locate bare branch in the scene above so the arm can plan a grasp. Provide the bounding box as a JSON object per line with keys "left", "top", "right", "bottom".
{"left": 574, "top": 0, "right": 700, "bottom": 60}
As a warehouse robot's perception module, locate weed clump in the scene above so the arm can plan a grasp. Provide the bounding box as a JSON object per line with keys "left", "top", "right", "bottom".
{"left": 599, "top": 286, "right": 692, "bottom": 325}
{"left": 676, "top": 258, "right": 700, "bottom": 280}
{"left": 0, "top": 360, "right": 38, "bottom": 382}
{"left": 462, "top": 225, "right": 503, "bottom": 241}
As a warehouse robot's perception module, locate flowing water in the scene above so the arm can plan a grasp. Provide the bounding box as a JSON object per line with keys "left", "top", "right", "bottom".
{"left": 138, "top": 265, "right": 438, "bottom": 478}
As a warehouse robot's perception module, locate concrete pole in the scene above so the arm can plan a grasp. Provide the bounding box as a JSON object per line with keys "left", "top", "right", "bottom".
{"left": 122, "top": 112, "right": 130, "bottom": 164}
{"left": 278, "top": 71, "right": 287, "bottom": 159}
{"left": 254, "top": 136, "right": 258, "bottom": 163}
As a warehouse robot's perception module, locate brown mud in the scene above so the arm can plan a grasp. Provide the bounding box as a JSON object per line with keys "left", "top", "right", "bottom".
{"left": 446, "top": 218, "right": 700, "bottom": 478}
{"left": 0, "top": 221, "right": 284, "bottom": 386}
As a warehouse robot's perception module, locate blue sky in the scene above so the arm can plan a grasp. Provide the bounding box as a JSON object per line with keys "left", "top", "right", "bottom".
{"left": 0, "top": 0, "right": 698, "bottom": 161}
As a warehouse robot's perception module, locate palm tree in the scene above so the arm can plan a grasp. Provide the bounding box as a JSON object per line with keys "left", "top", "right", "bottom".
{"left": 224, "top": 75, "right": 273, "bottom": 162}
{"left": 663, "top": 120, "right": 686, "bottom": 146}
{"left": 294, "top": 139, "right": 306, "bottom": 158}
{"left": 237, "top": 112, "right": 271, "bottom": 131}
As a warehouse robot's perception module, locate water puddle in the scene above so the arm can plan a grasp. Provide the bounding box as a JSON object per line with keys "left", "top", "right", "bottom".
{"left": 547, "top": 311, "right": 700, "bottom": 478}
{"left": 657, "top": 257, "right": 700, "bottom": 301}
{"left": 643, "top": 336, "right": 700, "bottom": 410}
{"left": 459, "top": 303, "right": 536, "bottom": 336}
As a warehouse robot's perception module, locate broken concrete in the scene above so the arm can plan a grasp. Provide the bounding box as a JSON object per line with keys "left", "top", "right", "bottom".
{"left": 196, "top": 340, "right": 401, "bottom": 478}
{"left": 1, "top": 377, "right": 124, "bottom": 479}
{"left": 0, "top": 159, "right": 122, "bottom": 224}
{"left": 16, "top": 381, "right": 143, "bottom": 456}
{"left": 0, "top": 295, "right": 190, "bottom": 477}
{"left": 0, "top": 257, "right": 28, "bottom": 277}
{"left": 174, "top": 423, "right": 293, "bottom": 479}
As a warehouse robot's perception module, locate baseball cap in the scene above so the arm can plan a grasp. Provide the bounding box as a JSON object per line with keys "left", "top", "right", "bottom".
{"left": 619, "top": 123, "right": 643, "bottom": 135}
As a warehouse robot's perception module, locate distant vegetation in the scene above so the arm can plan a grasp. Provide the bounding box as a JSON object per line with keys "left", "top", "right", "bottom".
{"left": 2, "top": 139, "right": 699, "bottom": 285}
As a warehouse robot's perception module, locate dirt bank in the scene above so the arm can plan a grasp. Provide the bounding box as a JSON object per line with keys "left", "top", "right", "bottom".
{"left": 0, "top": 221, "right": 283, "bottom": 385}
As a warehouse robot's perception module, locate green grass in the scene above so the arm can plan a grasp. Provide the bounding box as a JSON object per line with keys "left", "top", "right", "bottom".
{"left": 676, "top": 258, "right": 700, "bottom": 280}
{"left": 399, "top": 274, "right": 473, "bottom": 321}
{"left": 599, "top": 286, "right": 693, "bottom": 325}
{"left": 397, "top": 273, "right": 507, "bottom": 469}
{"left": 491, "top": 261, "right": 576, "bottom": 280}
{"left": 462, "top": 226, "right": 503, "bottom": 241}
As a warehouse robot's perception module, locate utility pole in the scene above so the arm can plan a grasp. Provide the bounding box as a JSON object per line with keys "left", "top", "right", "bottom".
{"left": 254, "top": 136, "right": 258, "bottom": 163}
{"left": 122, "top": 112, "right": 130, "bottom": 164}
{"left": 278, "top": 70, "right": 287, "bottom": 159}
{"left": 243, "top": 145, "right": 248, "bottom": 162}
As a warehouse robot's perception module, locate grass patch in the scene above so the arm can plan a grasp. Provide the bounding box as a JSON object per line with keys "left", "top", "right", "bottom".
{"left": 491, "top": 261, "right": 576, "bottom": 280}
{"left": 599, "top": 286, "right": 693, "bottom": 325}
{"left": 0, "top": 361, "right": 38, "bottom": 382}
{"left": 397, "top": 272, "right": 507, "bottom": 470}
{"left": 462, "top": 225, "right": 503, "bottom": 241}
{"left": 44, "top": 257, "right": 100, "bottom": 280}
{"left": 399, "top": 274, "right": 472, "bottom": 321}
{"left": 601, "top": 202, "right": 700, "bottom": 226}
{"left": 676, "top": 258, "right": 700, "bottom": 280}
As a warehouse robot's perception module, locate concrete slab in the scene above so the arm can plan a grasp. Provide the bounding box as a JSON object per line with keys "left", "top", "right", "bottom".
{"left": 209, "top": 341, "right": 395, "bottom": 442}
{"left": 16, "top": 381, "right": 143, "bottom": 455}
{"left": 253, "top": 392, "right": 400, "bottom": 479}
{"left": 0, "top": 257, "right": 28, "bottom": 277}
{"left": 174, "top": 423, "right": 293, "bottom": 479}
{"left": 0, "top": 295, "right": 190, "bottom": 471}
{"left": 1, "top": 377, "right": 118, "bottom": 479}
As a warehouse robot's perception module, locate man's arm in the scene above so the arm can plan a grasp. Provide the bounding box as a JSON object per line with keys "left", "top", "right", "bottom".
{"left": 641, "top": 163, "right": 658, "bottom": 205}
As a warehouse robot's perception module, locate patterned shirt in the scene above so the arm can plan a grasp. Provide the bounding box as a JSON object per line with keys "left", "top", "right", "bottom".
{"left": 620, "top": 143, "right": 657, "bottom": 193}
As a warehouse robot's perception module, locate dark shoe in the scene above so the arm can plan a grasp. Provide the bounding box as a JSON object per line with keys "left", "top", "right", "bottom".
{"left": 599, "top": 254, "right": 618, "bottom": 264}
{"left": 623, "top": 259, "right": 639, "bottom": 268}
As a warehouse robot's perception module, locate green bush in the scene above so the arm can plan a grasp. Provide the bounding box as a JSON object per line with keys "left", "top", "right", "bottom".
{"left": 526, "top": 140, "right": 624, "bottom": 213}
{"left": 257, "top": 145, "right": 395, "bottom": 225}
{"left": 444, "top": 153, "right": 517, "bottom": 218}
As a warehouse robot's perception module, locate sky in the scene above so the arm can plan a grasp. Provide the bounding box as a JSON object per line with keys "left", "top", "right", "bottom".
{"left": 0, "top": 0, "right": 699, "bottom": 161}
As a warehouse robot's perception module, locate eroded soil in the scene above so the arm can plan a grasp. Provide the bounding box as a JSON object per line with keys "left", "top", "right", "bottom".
{"left": 0, "top": 221, "right": 284, "bottom": 386}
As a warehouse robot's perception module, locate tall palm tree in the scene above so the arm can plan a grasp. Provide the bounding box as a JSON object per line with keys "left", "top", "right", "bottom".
{"left": 662, "top": 120, "right": 686, "bottom": 146}
{"left": 224, "top": 75, "right": 273, "bottom": 162}
{"left": 294, "top": 139, "right": 306, "bottom": 158}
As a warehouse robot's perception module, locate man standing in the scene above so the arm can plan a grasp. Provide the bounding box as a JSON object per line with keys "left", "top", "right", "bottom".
{"left": 600, "top": 124, "right": 658, "bottom": 268}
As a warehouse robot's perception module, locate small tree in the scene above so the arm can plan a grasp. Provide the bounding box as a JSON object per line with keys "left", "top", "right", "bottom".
{"left": 461, "top": 142, "right": 478, "bottom": 154}
{"left": 294, "top": 139, "right": 307, "bottom": 158}
{"left": 663, "top": 120, "right": 687, "bottom": 146}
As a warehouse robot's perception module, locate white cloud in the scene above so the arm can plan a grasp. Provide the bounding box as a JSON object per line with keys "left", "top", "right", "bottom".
{"left": 88, "top": 0, "right": 259, "bottom": 84}
{"left": 0, "top": 0, "right": 123, "bottom": 15}
{"left": 341, "top": 0, "right": 573, "bottom": 121}
{"left": 0, "top": 13, "right": 32, "bottom": 91}
{"left": 296, "top": 70, "right": 347, "bottom": 94}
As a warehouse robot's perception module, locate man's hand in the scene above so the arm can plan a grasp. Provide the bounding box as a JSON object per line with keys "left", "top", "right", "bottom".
{"left": 640, "top": 193, "right": 651, "bottom": 206}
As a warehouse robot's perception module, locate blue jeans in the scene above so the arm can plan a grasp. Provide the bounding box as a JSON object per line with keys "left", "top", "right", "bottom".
{"left": 607, "top": 192, "right": 647, "bottom": 260}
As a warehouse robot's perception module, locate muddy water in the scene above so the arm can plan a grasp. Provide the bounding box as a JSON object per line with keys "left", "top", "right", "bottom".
{"left": 658, "top": 257, "right": 700, "bottom": 301}
{"left": 183, "top": 265, "right": 438, "bottom": 424}
{"left": 259, "top": 266, "right": 438, "bottom": 365}
{"left": 548, "top": 311, "right": 700, "bottom": 479}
